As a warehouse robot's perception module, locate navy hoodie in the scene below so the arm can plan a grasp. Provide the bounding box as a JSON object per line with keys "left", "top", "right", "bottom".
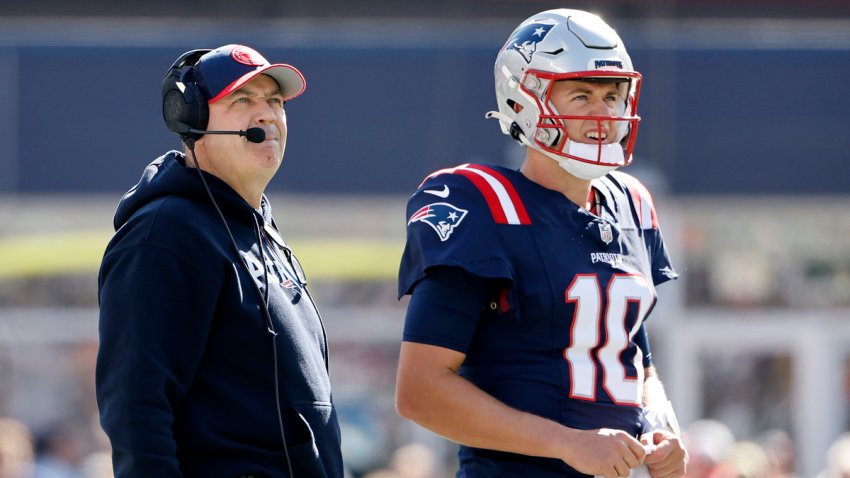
{"left": 96, "top": 151, "right": 343, "bottom": 478}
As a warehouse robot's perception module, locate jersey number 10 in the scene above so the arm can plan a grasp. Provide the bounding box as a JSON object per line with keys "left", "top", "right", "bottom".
{"left": 563, "top": 274, "right": 653, "bottom": 406}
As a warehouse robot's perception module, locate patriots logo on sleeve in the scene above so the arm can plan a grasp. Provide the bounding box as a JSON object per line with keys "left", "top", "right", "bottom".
{"left": 408, "top": 202, "right": 468, "bottom": 242}
{"left": 505, "top": 22, "right": 555, "bottom": 63}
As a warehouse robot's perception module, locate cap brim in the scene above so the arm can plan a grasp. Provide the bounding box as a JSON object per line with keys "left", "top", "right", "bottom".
{"left": 208, "top": 63, "right": 306, "bottom": 103}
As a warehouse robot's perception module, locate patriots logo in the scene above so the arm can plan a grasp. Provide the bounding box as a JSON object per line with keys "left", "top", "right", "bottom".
{"left": 408, "top": 202, "right": 468, "bottom": 242}
{"left": 506, "top": 22, "right": 555, "bottom": 63}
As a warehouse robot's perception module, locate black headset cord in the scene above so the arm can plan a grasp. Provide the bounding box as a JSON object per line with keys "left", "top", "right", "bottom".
{"left": 186, "top": 140, "right": 295, "bottom": 478}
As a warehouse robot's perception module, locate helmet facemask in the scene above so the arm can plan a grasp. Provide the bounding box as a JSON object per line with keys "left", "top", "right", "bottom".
{"left": 527, "top": 70, "right": 642, "bottom": 180}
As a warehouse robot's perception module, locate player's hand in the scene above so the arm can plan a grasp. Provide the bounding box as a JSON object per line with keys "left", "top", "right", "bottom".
{"left": 560, "top": 428, "right": 647, "bottom": 478}
{"left": 640, "top": 430, "right": 688, "bottom": 478}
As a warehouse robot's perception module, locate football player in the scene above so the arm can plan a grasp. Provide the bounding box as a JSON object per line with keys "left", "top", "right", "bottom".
{"left": 396, "top": 9, "right": 688, "bottom": 478}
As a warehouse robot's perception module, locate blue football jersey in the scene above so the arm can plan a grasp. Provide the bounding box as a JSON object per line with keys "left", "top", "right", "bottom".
{"left": 398, "top": 163, "right": 678, "bottom": 477}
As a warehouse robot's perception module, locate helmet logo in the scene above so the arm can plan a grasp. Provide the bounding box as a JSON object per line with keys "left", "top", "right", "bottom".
{"left": 505, "top": 23, "right": 555, "bottom": 64}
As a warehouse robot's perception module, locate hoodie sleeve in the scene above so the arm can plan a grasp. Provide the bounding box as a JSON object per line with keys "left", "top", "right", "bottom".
{"left": 96, "top": 242, "right": 221, "bottom": 477}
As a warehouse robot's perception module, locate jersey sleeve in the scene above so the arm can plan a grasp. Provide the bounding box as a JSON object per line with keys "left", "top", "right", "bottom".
{"left": 398, "top": 167, "right": 514, "bottom": 298}
{"left": 646, "top": 227, "right": 678, "bottom": 286}
{"left": 609, "top": 171, "right": 679, "bottom": 287}
{"left": 402, "top": 266, "right": 494, "bottom": 353}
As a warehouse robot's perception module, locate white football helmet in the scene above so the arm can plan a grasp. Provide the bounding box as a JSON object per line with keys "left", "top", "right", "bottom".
{"left": 488, "top": 9, "right": 642, "bottom": 179}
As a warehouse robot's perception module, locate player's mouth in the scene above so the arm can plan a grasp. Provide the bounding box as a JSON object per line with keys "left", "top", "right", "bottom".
{"left": 584, "top": 131, "right": 608, "bottom": 142}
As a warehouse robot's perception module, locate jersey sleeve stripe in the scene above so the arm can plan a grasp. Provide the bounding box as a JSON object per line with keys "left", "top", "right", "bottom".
{"left": 617, "top": 174, "right": 659, "bottom": 229}
{"left": 464, "top": 164, "right": 532, "bottom": 225}
{"left": 455, "top": 169, "right": 510, "bottom": 224}
{"left": 420, "top": 164, "right": 532, "bottom": 225}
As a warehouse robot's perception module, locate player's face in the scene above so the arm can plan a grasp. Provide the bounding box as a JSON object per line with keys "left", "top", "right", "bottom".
{"left": 198, "top": 74, "right": 288, "bottom": 189}
{"left": 549, "top": 80, "right": 626, "bottom": 145}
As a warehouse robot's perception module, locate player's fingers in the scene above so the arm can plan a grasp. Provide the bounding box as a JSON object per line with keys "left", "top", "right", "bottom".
{"left": 649, "top": 463, "right": 687, "bottom": 478}
{"left": 658, "top": 451, "right": 688, "bottom": 477}
{"left": 614, "top": 460, "right": 630, "bottom": 478}
{"left": 600, "top": 467, "right": 619, "bottom": 478}
{"left": 639, "top": 434, "right": 657, "bottom": 454}
{"left": 623, "top": 448, "right": 642, "bottom": 469}
{"left": 646, "top": 448, "right": 687, "bottom": 478}
{"left": 640, "top": 434, "right": 656, "bottom": 456}
{"left": 625, "top": 436, "right": 647, "bottom": 465}
{"left": 644, "top": 446, "right": 667, "bottom": 465}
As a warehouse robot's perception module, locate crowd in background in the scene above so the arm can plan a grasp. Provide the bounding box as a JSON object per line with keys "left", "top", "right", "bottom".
{"left": 0, "top": 416, "right": 111, "bottom": 478}
{"left": 681, "top": 420, "right": 850, "bottom": 478}
{"left": 2, "top": 413, "right": 850, "bottom": 478}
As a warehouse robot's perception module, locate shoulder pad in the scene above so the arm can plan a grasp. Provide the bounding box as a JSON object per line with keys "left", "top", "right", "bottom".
{"left": 418, "top": 163, "right": 531, "bottom": 225}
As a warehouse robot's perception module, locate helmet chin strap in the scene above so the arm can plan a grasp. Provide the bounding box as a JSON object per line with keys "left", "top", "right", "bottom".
{"left": 565, "top": 140, "right": 625, "bottom": 166}
{"left": 486, "top": 111, "right": 623, "bottom": 180}
{"left": 485, "top": 111, "right": 536, "bottom": 148}
{"left": 549, "top": 140, "right": 623, "bottom": 180}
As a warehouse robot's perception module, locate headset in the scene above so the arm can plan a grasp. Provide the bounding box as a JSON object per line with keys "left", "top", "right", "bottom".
{"left": 161, "top": 49, "right": 295, "bottom": 477}
{"left": 161, "top": 49, "right": 213, "bottom": 141}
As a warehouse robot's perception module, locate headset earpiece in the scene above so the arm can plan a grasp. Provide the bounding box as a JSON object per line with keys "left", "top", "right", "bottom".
{"left": 161, "top": 49, "right": 212, "bottom": 140}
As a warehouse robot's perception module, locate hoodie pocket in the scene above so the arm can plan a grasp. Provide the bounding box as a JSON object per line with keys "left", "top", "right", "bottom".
{"left": 282, "top": 403, "right": 339, "bottom": 478}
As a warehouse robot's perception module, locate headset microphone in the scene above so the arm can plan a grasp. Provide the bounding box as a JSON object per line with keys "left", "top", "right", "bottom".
{"left": 166, "top": 121, "right": 266, "bottom": 144}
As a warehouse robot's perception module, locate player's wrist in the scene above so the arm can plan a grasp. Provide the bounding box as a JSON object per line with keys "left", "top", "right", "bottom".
{"left": 546, "top": 423, "right": 584, "bottom": 463}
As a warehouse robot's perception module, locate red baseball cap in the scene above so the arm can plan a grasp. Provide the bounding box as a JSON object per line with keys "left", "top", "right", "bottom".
{"left": 190, "top": 44, "right": 306, "bottom": 104}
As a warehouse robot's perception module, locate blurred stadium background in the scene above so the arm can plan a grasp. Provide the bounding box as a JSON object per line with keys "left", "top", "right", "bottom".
{"left": 1, "top": 0, "right": 849, "bottom": 476}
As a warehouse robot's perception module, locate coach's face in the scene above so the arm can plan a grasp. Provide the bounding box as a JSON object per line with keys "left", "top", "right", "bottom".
{"left": 195, "top": 74, "right": 287, "bottom": 206}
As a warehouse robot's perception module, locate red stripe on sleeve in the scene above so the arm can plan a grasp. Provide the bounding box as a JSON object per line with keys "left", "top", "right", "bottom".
{"left": 465, "top": 165, "right": 532, "bottom": 225}
{"left": 455, "top": 169, "right": 509, "bottom": 224}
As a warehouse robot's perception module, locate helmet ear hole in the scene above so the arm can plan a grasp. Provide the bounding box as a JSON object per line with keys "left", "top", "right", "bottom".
{"left": 523, "top": 75, "right": 541, "bottom": 90}
{"left": 535, "top": 126, "right": 562, "bottom": 148}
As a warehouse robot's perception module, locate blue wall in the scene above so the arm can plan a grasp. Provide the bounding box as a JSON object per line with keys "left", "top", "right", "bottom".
{"left": 1, "top": 20, "right": 848, "bottom": 196}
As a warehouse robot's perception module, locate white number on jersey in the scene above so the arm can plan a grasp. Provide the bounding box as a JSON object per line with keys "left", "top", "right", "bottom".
{"left": 563, "top": 274, "right": 654, "bottom": 405}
